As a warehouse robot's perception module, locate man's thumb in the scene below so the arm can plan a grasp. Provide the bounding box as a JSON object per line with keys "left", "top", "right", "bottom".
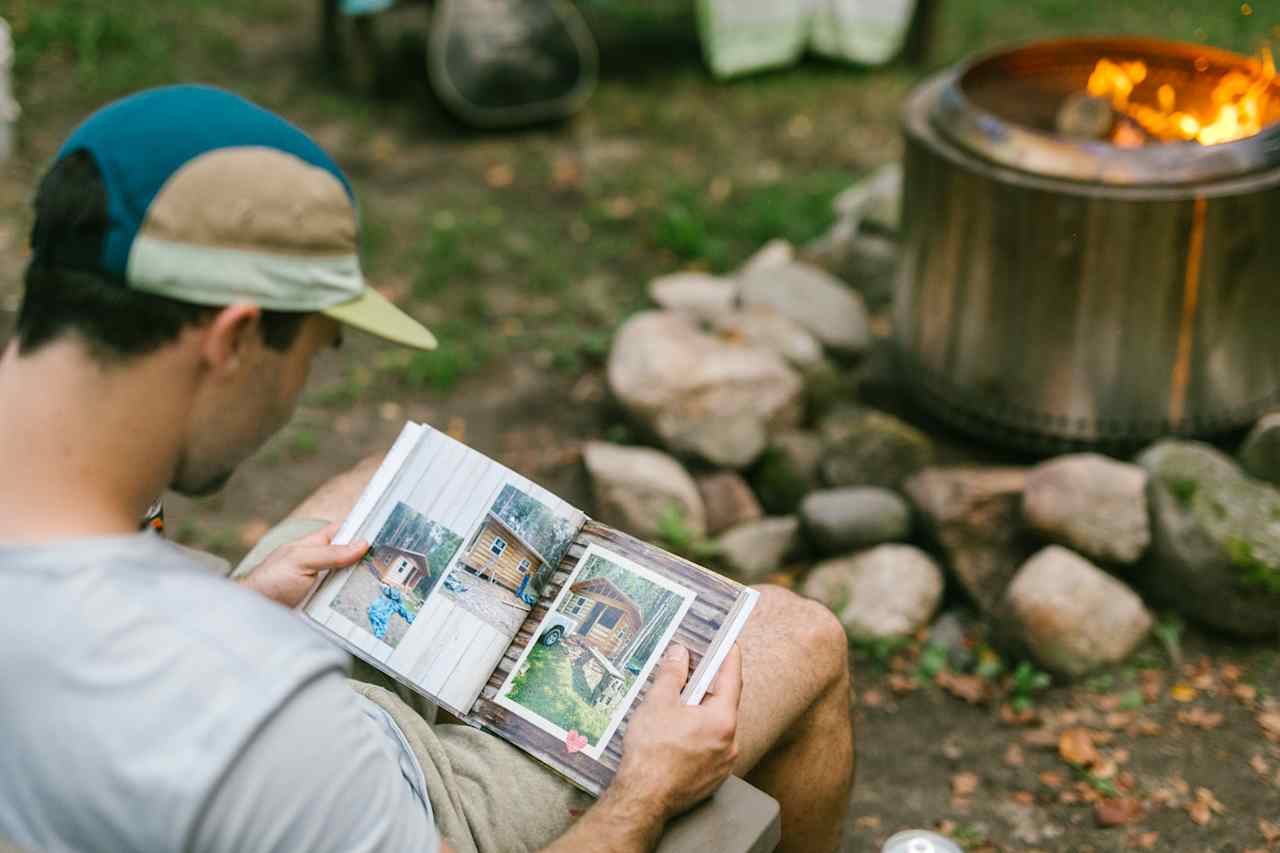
{"left": 650, "top": 643, "right": 689, "bottom": 699}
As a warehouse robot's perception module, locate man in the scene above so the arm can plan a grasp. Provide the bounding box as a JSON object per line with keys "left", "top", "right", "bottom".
{"left": 0, "top": 85, "right": 853, "bottom": 852}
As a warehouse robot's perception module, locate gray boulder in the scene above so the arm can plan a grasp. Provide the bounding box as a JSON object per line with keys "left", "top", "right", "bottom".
{"left": 1005, "top": 546, "right": 1153, "bottom": 678}
{"left": 749, "top": 430, "right": 825, "bottom": 514}
{"left": 1136, "top": 440, "right": 1280, "bottom": 637}
{"left": 819, "top": 406, "right": 934, "bottom": 489}
{"left": 712, "top": 306, "right": 824, "bottom": 371}
{"left": 696, "top": 471, "right": 764, "bottom": 536}
{"left": 716, "top": 516, "right": 801, "bottom": 583}
{"left": 1239, "top": 412, "right": 1280, "bottom": 486}
{"left": 607, "top": 311, "right": 804, "bottom": 469}
{"left": 801, "top": 544, "right": 944, "bottom": 641}
{"left": 738, "top": 239, "right": 795, "bottom": 278}
{"left": 648, "top": 271, "right": 737, "bottom": 322}
{"left": 905, "top": 466, "right": 1036, "bottom": 617}
{"left": 583, "top": 441, "right": 706, "bottom": 542}
{"left": 800, "top": 486, "right": 911, "bottom": 554}
{"left": 737, "top": 260, "right": 869, "bottom": 355}
{"left": 1022, "top": 453, "right": 1150, "bottom": 565}
{"left": 832, "top": 162, "right": 902, "bottom": 235}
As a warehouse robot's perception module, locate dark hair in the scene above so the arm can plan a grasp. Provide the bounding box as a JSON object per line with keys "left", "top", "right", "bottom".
{"left": 15, "top": 149, "right": 306, "bottom": 361}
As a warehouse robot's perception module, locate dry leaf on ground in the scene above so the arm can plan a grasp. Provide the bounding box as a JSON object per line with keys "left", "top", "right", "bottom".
{"left": 1260, "top": 818, "right": 1280, "bottom": 844}
{"left": 1258, "top": 710, "right": 1280, "bottom": 742}
{"left": 1170, "top": 683, "right": 1198, "bottom": 702}
{"left": 1177, "top": 707, "right": 1225, "bottom": 729}
{"left": 936, "top": 670, "right": 990, "bottom": 704}
{"left": 951, "top": 771, "right": 979, "bottom": 797}
{"left": 1236, "top": 683, "right": 1259, "bottom": 704}
{"left": 1004, "top": 744, "right": 1025, "bottom": 767}
{"left": 1059, "top": 728, "right": 1100, "bottom": 767}
{"left": 1128, "top": 830, "right": 1159, "bottom": 849}
{"left": 854, "top": 815, "right": 881, "bottom": 830}
{"left": 1250, "top": 753, "right": 1270, "bottom": 776}
{"left": 1094, "top": 796, "right": 1144, "bottom": 827}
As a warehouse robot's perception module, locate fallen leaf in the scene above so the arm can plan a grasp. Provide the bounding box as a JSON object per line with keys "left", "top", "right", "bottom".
{"left": 1039, "top": 771, "right": 1064, "bottom": 789}
{"left": 1195, "top": 786, "right": 1226, "bottom": 815}
{"left": 1261, "top": 818, "right": 1280, "bottom": 844}
{"left": 862, "top": 689, "right": 885, "bottom": 708}
{"left": 1093, "top": 757, "right": 1118, "bottom": 780}
{"left": 1023, "top": 728, "right": 1060, "bottom": 748}
{"left": 604, "top": 196, "right": 636, "bottom": 219}
{"left": 1186, "top": 801, "right": 1211, "bottom": 826}
{"left": 1141, "top": 671, "right": 1163, "bottom": 703}
{"left": 1113, "top": 748, "right": 1131, "bottom": 765}
{"left": 1221, "top": 663, "right": 1242, "bottom": 682}
{"left": 1012, "top": 790, "right": 1035, "bottom": 804}
{"left": 1236, "top": 683, "right": 1259, "bottom": 704}
{"left": 1170, "top": 683, "right": 1198, "bottom": 702}
{"left": 1258, "top": 710, "right": 1280, "bottom": 742}
{"left": 1094, "top": 797, "right": 1144, "bottom": 827}
{"left": 854, "top": 815, "right": 881, "bottom": 830}
{"left": 888, "top": 673, "right": 919, "bottom": 693}
{"left": 1106, "top": 711, "right": 1137, "bottom": 730}
{"left": 951, "top": 771, "right": 979, "bottom": 797}
{"left": 1250, "top": 753, "right": 1270, "bottom": 777}
{"left": 1004, "top": 744, "right": 1025, "bottom": 767}
{"left": 1177, "top": 707, "right": 1225, "bottom": 729}
{"left": 484, "top": 163, "right": 515, "bottom": 188}
{"left": 1000, "top": 703, "right": 1038, "bottom": 725}
{"left": 1130, "top": 830, "right": 1159, "bottom": 849}
{"left": 937, "top": 670, "right": 990, "bottom": 704}
{"left": 1059, "top": 728, "right": 1100, "bottom": 768}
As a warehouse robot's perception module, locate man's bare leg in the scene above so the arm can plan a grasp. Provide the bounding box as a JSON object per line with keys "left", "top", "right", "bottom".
{"left": 731, "top": 585, "right": 855, "bottom": 853}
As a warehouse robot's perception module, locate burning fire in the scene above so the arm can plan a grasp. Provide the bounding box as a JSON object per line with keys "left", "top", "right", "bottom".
{"left": 1085, "top": 46, "right": 1276, "bottom": 146}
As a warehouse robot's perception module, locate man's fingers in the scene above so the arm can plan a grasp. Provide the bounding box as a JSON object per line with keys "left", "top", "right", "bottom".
{"left": 293, "top": 539, "right": 369, "bottom": 572}
{"left": 702, "top": 643, "right": 743, "bottom": 712}
{"left": 296, "top": 520, "right": 342, "bottom": 546}
{"left": 647, "top": 643, "right": 690, "bottom": 703}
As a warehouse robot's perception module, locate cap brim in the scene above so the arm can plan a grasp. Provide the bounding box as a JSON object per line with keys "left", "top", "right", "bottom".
{"left": 322, "top": 287, "right": 437, "bottom": 351}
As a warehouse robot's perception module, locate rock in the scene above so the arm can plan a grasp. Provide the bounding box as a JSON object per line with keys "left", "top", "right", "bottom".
{"left": 696, "top": 471, "right": 764, "bottom": 536}
{"left": 737, "top": 260, "right": 869, "bottom": 355}
{"left": 607, "top": 311, "right": 804, "bottom": 468}
{"left": 833, "top": 163, "right": 902, "bottom": 234}
{"left": 648, "top": 271, "right": 737, "bottom": 322}
{"left": 801, "top": 544, "right": 944, "bottom": 640}
{"left": 712, "top": 306, "right": 824, "bottom": 370}
{"left": 905, "top": 466, "right": 1036, "bottom": 617}
{"left": 1022, "top": 454, "right": 1150, "bottom": 565}
{"left": 1136, "top": 440, "right": 1280, "bottom": 637}
{"left": 1238, "top": 412, "right": 1280, "bottom": 485}
{"left": 749, "top": 430, "right": 825, "bottom": 514}
{"left": 800, "top": 486, "right": 911, "bottom": 554}
{"left": 1005, "top": 546, "right": 1153, "bottom": 677}
{"left": 819, "top": 406, "right": 934, "bottom": 489}
{"left": 716, "top": 516, "right": 801, "bottom": 583}
{"left": 738, "top": 238, "right": 794, "bottom": 278}
{"left": 583, "top": 441, "right": 706, "bottom": 542}
{"left": 926, "top": 609, "right": 978, "bottom": 671}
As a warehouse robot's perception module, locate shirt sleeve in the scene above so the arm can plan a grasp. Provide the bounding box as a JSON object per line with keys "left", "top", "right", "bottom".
{"left": 189, "top": 672, "right": 443, "bottom": 853}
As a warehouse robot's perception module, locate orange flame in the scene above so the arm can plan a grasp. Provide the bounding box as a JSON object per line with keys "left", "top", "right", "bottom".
{"left": 1085, "top": 46, "right": 1276, "bottom": 145}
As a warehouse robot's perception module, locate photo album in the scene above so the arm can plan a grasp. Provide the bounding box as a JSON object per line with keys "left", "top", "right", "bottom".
{"left": 300, "top": 422, "right": 759, "bottom": 796}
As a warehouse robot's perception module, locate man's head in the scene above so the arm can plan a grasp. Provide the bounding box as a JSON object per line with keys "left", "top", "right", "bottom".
{"left": 14, "top": 85, "right": 436, "bottom": 496}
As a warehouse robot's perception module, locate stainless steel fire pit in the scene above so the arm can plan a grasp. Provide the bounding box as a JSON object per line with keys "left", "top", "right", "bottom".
{"left": 896, "top": 37, "right": 1280, "bottom": 449}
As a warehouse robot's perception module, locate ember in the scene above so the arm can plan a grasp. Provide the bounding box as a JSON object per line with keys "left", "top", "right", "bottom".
{"left": 1086, "top": 46, "right": 1276, "bottom": 145}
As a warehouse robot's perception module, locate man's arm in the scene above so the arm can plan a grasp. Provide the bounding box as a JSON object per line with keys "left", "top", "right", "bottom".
{"left": 535, "top": 642, "right": 744, "bottom": 853}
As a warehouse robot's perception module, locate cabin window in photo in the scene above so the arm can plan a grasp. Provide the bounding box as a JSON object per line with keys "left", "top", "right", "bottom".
{"left": 567, "top": 594, "right": 588, "bottom": 615}
{"left": 616, "top": 628, "right": 629, "bottom": 646}
{"left": 517, "top": 558, "right": 531, "bottom": 574}
{"left": 490, "top": 536, "right": 507, "bottom": 557}
{"left": 599, "top": 607, "right": 622, "bottom": 629}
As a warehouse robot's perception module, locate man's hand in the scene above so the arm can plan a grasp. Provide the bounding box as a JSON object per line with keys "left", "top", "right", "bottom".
{"left": 613, "top": 642, "right": 743, "bottom": 821}
{"left": 238, "top": 522, "right": 368, "bottom": 608}
{"left": 537, "top": 642, "right": 743, "bottom": 853}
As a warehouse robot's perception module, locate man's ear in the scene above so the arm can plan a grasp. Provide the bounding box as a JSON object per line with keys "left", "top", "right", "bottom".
{"left": 199, "top": 304, "right": 262, "bottom": 374}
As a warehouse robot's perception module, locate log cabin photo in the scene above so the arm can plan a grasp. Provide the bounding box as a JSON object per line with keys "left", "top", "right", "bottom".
{"left": 368, "top": 545, "right": 431, "bottom": 593}
{"left": 560, "top": 577, "right": 643, "bottom": 666}
{"left": 459, "top": 512, "right": 555, "bottom": 599}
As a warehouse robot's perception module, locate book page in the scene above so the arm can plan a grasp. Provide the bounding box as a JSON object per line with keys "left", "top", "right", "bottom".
{"left": 465, "top": 520, "right": 758, "bottom": 796}
{"left": 304, "top": 424, "right": 585, "bottom": 714}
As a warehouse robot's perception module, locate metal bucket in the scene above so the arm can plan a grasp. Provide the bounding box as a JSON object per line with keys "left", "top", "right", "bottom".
{"left": 895, "top": 38, "right": 1280, "bottom": 450}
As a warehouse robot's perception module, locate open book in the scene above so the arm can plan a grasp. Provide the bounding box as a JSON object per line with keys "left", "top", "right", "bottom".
{"left": 301, "top": 422, "right": 758, "bottom": 796}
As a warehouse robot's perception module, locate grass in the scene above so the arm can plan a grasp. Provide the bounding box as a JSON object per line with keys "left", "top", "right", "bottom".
{"left": 505, "top": 642, "right": 618, "bottom": 745}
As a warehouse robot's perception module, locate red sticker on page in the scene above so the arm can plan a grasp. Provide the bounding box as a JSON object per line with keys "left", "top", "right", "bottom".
{"left": 564, "top": 730, "right": 588, "bottom": 753}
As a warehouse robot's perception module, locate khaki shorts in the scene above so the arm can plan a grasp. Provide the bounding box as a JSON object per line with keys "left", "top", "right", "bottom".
{"left": 236, "top": 518, "right": 592, "bottom": 853}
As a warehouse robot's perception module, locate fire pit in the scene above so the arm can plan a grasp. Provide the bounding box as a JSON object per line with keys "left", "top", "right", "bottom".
{"left": 896, "top": 37, "right": 1280, "bottom": 449}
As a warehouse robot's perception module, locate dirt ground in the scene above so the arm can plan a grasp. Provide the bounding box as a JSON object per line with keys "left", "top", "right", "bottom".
{"left": 5, "top": 2, "right": 1279, "bottom": 849}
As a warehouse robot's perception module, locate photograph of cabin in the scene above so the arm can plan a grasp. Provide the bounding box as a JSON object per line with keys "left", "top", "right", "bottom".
{"left": 459, "top": 512, "right": 555, "bottom": 600}
{"left": 560, "top": 577, "right": 643, "bottom": 667}
{"left": 368, "top": 545, "right": 430, "bottom": 593}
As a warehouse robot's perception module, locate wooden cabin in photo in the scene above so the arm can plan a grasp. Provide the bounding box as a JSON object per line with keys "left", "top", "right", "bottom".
{"left": 368, "top": 545, "right": 430, "bottom": 593}
{"left": 460, "top": 513, "right": 551, "bottom": 594}
{"left": 560, "top": 577, "right": 642, "bottom": 665}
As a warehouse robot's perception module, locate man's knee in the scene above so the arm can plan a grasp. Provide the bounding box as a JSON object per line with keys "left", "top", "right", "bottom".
{"left": 752, "top": 584, "right": 850, "bottom": 690}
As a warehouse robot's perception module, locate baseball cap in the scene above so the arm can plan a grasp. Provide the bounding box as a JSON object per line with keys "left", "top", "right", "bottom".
{"left": 38, "top": 85, "right": 436, "bottom": 350}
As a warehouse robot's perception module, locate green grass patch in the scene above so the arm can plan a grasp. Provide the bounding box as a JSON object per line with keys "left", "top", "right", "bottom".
{"left": 505, "top": 643, "right": 620, "bottom": 746}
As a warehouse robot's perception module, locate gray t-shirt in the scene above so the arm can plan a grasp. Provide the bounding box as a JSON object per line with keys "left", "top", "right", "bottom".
{"left": 0, "top": 532, "right": 441, "bottom": 853}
